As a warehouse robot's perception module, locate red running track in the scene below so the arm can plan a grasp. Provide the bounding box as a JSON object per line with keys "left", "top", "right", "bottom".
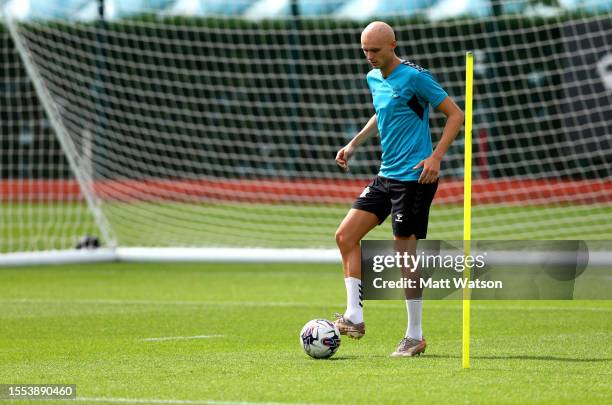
{"left": 1, "top": 178, "right": 611, "bottom": 204}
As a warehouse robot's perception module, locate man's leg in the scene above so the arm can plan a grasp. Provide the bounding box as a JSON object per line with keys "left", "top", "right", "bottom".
{"left": 394, "top": 235, "right": 423, "bottom": 339}
{"left": 334, "top": 208, "right": 379, "bottom": 339}
{"left": 389, "top": 180, "right": 438, "bottom": 357}
{"left": 391, "top": 234, "right": 427, "bottom": 357}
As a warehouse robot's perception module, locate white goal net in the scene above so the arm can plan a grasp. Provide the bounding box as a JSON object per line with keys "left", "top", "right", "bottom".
{"left": 1, "top": 0, "right": 611, "bottom": 260}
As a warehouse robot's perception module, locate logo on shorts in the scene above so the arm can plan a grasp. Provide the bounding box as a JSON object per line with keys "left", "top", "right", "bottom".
{"left": 395, "top": 213, "right": 403, "bottom": 223}
{"left": 360, "top": 187, "right": 370, "bottom": 198}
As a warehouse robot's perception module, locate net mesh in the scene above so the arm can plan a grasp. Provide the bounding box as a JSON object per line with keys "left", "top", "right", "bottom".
{"left": 0, "top": 26, "right": 97, "bottom": 253}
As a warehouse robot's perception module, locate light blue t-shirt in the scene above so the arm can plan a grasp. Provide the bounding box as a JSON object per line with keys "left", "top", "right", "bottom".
{"left": 367, "top": 60, "right": 448, "bottom": 181}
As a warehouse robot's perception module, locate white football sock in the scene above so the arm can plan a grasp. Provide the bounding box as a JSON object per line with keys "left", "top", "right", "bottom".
{"left": 343, "top": 277, "right": 363, "bottom": 324}
{"left": 405, "top": 299, "right": 423, "bottom": 340}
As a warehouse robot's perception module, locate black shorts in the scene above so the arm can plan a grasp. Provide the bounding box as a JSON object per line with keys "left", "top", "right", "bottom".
{"left": 352, "top": 175, "right": 438, "bottom": 238}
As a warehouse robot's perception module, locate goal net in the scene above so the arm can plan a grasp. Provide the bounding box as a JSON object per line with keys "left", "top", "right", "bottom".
{"left": 0, "top": 25, "right": 98, "bottom": 254}
{"left": 1, "top": 1, "right": 611, "bottom": 261}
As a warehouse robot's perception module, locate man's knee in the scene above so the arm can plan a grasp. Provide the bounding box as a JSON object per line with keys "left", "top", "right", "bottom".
{"left": 335, "top": 228, "right": 358, "bottom": 252}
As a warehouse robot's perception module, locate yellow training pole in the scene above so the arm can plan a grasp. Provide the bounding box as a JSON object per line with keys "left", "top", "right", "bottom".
{"left": 463, "top": 51, "right": 474, "bottom": 370}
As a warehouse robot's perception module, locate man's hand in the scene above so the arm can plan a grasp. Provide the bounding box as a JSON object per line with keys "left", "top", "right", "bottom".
{"left": 335, "top": 144, "right": 355, "bottom": 172}
{"left": 414, "top": 155, "right": 441, "bottom": 184}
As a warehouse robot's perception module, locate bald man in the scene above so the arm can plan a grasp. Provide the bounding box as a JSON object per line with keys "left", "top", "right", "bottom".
{"left": 334, "top": 21, "right": 464, "bottom": 357}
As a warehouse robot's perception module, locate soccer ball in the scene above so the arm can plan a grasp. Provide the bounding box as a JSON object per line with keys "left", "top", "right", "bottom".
{"left": 299, "top": 319, "right": 341, "bottom": 359}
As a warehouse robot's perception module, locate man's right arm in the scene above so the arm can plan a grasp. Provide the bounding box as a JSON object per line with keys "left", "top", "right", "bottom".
{"left": 335, "top": 114, "right": 378, "bottom": 171}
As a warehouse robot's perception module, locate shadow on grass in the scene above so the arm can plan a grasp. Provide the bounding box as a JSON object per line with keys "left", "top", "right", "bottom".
{"left": 308, "top": 355, "right": 390, "bottom": 361}
{"left": 425, "top": 354, "right": 611, "bottom": 363}
{"left": 303, "top": 355, "right": 358, "bottom": 361}
{"left": 327, "top": 355, "right": 359, "bottom": 361}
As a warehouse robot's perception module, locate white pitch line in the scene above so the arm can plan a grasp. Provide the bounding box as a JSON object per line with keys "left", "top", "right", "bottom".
{"left": 1, "top": 298, "right": 611, "bottom": 312}
{"left": 466, "top": 305, "right": 612, "bottom": 312}
{"left": 76, "top": 397, "right": 317, "bottom": 405}
{"left": 0, "top": 298, "right": 315, "bottom": 308}
{"left": 142, "top": 335, "right": 224, "bottom": 342}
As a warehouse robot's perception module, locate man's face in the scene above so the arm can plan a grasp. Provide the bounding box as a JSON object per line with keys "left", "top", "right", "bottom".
{"left": 361, "top": 33, "right": 396, "bottom": 70}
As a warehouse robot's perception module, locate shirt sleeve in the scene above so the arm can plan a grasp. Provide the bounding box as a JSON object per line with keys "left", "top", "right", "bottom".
{"left": 413, "top": 71, "right": 448, "bottom": 108}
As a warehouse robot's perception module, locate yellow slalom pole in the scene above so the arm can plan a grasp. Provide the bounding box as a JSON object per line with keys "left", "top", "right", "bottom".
{"left": 463, "top": 51, "right": 474, "bottom": 370}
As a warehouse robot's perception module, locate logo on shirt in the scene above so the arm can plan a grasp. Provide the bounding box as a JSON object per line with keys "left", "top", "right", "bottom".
{"left": 395, "top": 213, "right": 403, "bottom": 223}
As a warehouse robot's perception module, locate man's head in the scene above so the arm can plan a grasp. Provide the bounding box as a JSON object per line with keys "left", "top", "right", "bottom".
{"left": 361, "top": 21, "right": 397, "bottom": 71}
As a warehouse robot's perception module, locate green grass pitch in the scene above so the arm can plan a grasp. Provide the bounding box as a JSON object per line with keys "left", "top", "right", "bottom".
{"left": 3, "top": 202, "right": 612, "bottom": 252}
{"left": 1, "top": 262, "right": 611, "bottom": 404}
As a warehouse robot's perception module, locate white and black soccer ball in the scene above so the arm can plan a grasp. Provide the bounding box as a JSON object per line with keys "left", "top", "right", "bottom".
{"left": 299, "top": 319, "right": 341, "bottom": 359}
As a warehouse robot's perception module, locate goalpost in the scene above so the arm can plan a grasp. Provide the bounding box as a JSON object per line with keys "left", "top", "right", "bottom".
{"left": 0, "top": 1, "right": 611, "bottom": 264}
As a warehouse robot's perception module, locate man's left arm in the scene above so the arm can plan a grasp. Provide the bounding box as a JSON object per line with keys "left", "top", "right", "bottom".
{"left": 414, "top": 97, "right": 464, "bottom": 184}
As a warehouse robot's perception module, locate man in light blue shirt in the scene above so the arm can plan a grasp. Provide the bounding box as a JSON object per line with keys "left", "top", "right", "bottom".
{"left": 368, "top": 60, "right": 449, "bottom": 181}
{"left": 333, "top": 21, "right": 464, "bottom": 357}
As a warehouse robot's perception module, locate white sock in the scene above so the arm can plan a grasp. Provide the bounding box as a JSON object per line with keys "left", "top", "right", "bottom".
{"left": 405, "top": 299, "right": 423, "bottom": 340}
{"left": 343, "top": 277, "right": 363, "bottom": 324}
